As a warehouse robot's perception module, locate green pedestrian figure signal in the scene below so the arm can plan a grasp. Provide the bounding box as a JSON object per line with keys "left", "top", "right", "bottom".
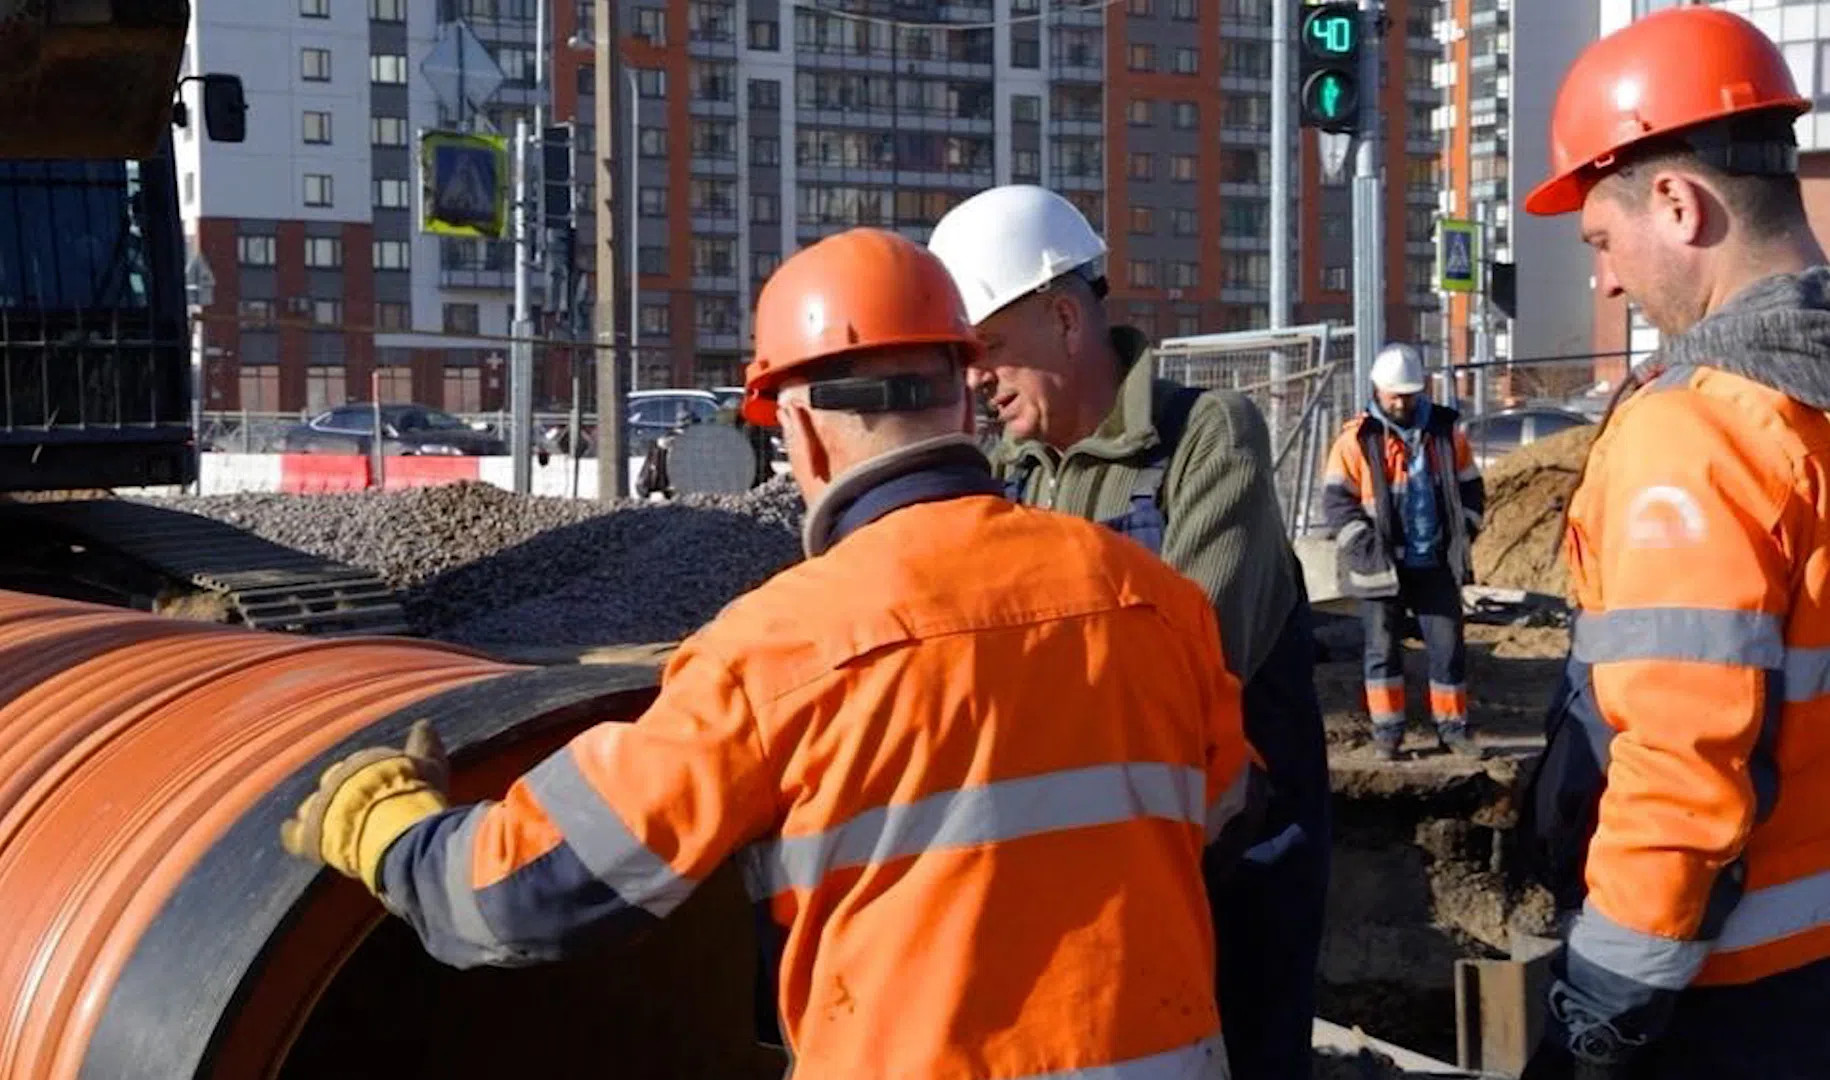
{"left": 1298, "top": 3, "right": 1363, "bottom": 134}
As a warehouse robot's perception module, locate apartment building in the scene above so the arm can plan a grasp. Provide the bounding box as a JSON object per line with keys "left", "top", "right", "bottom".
{"left": 1428, "top": 0, "right": 1596, "bottom": 377}
{"left": 180, "top": 0, "right": 594, "bottom": 415}
{"left": 591, "top": 0, "right": 1448, "bottom": 389}
{"left": 1593, "top": 0, "right": 1830, "bottom": 373}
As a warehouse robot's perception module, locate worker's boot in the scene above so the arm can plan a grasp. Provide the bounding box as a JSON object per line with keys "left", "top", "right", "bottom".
{"left": 1437, "top": 723, "right": 1484, "bottom": 760}
{"left": 1370, "top": 728, "right": 1403, "bottom": 763}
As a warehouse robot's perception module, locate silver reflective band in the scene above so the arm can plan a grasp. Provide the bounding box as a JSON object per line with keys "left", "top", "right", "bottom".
{"left": 439, "top": 810, "right": 513, "bottom": 957}
{"left": 524, "top": 748, "right": 697, "bottom": 916}
{"left": 1568, "top": 901, "right": 1710, "bottom": 990}
{"left": 1019, "top": 1033, "right": 1229, "bottom": 1080}
{"left": 1784, "top": 646, "right": 1830, "bottom": 703}
{"left": 1714, "top": 867, "right": 1830, "bottom": 953}
{"left": 1334, "top": 519, "right": 1370, "bottom": 548}
{"left": 1572, "top": 608, "right": 1785, "bottom": 668}
{"left": 746, "top": 761, "right": 1207, "bottom": 899}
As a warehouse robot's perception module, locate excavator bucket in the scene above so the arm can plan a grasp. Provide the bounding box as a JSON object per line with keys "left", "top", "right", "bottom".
{"left": 0, "top": 0, "right": 190, "bottom": 160}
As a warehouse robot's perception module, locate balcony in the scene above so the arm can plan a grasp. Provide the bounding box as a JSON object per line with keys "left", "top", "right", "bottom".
{"left": 439, "top": 240, "right": 512, "bottom": 290}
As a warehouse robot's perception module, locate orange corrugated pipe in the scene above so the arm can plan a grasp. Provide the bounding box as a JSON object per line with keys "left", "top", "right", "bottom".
{"left": 0, "top": 589, "right": 659, "bottom": 1080}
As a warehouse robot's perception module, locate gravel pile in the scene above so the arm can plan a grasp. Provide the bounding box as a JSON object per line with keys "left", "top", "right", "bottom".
{"left": 145, "top": 478, "right": 805, "bottom": 645}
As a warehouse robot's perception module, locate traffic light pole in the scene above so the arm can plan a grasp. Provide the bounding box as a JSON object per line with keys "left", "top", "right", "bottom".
{"left": 1270, "top": 0, "right": 1291, "bottom": 331}
{"left": 1350, "top": 0, "right": 1383, "bottom": 412}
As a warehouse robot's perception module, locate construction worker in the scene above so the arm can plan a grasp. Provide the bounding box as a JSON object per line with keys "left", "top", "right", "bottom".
{"left": 280, "top": 227, "right": 1263, "bottom": 1079}
{"left": 1322, "top": 343, "right": 1485, "bottom": 762}
{"left": 929, "top": 185, "right": 1330, "bottom": 1080}
{"left": 1519, "top": 8, "right": 1830, "bottom": 1077}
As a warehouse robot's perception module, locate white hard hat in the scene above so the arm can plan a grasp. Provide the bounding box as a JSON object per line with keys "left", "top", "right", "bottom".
{"left": 927, "top": 184, "right": 1108, "bottom": 325}
{"left": 1370, "top": 343, "right": 1427, "bottom": 394}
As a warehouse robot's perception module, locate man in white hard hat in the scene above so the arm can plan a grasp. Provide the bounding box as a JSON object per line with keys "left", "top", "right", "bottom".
{"left": 929, "top": 183, "right": 1331, "bottom": 1080}
{"left": 1322, "top": 343, "right": 1486, "bottom": 762}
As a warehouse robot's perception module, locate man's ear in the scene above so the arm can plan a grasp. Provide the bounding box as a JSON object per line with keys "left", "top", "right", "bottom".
{"left": 781, "top": 399, "right": 832, "bottom": 483}
{"left": 1649, "top": 170, "right": 1709, "bottom": 246}
{"left": 1051, "top": 290, "right": 1086, "bottom": 357}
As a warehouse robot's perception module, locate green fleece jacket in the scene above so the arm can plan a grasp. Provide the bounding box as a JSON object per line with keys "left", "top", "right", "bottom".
{"left": 992, "top": 327, "right": 1302, "bottom": 682}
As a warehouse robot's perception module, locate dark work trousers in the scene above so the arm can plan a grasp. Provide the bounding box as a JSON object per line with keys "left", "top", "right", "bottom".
{"left": 1619, "top": 954, "right": 1830, "bottom": 1078}
{"left": 1360, "top": 564, "right": 1468, "bottom": 737}
{"left": 1212, "top": 596, "right": 1332, "bottom": 1080}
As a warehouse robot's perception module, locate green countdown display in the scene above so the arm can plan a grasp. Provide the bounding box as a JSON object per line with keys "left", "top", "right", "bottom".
{"left": 1302, "top": 9, "right": 1359, "bottom": 58}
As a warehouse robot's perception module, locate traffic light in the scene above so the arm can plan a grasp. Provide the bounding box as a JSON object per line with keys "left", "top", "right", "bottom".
{"left": 541, "top": 123, "right": 575, "bottom": 228}
{"left": 1298, "top": 3, "right": 1362, "bottom": 133}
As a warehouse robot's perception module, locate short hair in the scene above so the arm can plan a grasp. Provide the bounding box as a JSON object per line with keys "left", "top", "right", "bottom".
{"left": 1598, "top": 110, "right": 1805, "bottom": 239}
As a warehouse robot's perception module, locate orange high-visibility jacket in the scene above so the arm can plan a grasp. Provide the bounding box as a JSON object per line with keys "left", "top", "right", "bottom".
{"left": 1535, "top": 361, "right": 1830, "bottom": 1004}
{"left": 376, "top": 485, "right": 1254, "bottom": 1078}
{"left": 1322, "top": 406, "right": 1484, "bottom": 593}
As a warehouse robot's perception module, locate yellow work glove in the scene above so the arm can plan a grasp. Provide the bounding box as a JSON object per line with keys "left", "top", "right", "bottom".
{"left": 280, "top": 719, "right": 451, "bottom": 893}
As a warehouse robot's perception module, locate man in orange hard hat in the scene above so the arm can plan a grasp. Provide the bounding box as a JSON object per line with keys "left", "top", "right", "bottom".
{"left": 1520, "top": 8, "right": 1830, "bottom": 1077}
{"left": 280, "top": 227, "right": 1264, "bottom": 1079}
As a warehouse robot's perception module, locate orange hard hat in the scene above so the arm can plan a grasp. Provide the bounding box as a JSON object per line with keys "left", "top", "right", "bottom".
{"left": 743, "top": 227, "right": 982, "bottom": 427}
{"left": 1525, "top": 7, "right": 1809, "bottom": 217}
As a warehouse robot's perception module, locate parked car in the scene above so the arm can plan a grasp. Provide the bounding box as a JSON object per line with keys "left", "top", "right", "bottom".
{"left": 1462, "top": 406, "right": 1593, "bottom": 469}
{"left": 535, "top": 389, "right": 723, "bottom": 458}
{"left": 282, "top": 404, "right": 509, "bottom": 456}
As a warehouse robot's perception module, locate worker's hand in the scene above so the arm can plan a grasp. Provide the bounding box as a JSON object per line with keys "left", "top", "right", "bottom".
{"left": 280, "top": 719, "right": 451, "bottom": 893}
{"left": 1520, "top": 1036, "right": 1629, "bottom": 1080}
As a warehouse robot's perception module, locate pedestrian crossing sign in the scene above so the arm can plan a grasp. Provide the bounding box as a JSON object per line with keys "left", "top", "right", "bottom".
{"left": 420, "top": 130, "right": 509, "bottom": 239}
{"left": 1436, "top": 218, "right": 1479, "bottom": 294}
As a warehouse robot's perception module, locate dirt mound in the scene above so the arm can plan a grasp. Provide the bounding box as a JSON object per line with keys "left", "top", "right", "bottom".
{"left": 1472, "top": 426, "right": 1596, "bottom": 596}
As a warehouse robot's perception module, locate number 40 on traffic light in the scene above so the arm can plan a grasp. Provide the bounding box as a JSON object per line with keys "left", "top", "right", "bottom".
{"left": 1298, "top": 2, "right": 1362, "bottom": 134}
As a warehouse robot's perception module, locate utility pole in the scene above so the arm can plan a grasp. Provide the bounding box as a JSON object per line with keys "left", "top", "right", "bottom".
{"left": 1350, "top": 0, "right": 1384, "bottom": 412}
{"left": 1270, "top": 1, "right": 1291, "bottom": 330}
{"left": 1472, "top": 199, "right": 1492, "bottom": 416}
{"left": 594, "top": 0, "right": 629, "bottom": 502}
{"left": 511, "top": 112, "right": 534, "bottom": 494}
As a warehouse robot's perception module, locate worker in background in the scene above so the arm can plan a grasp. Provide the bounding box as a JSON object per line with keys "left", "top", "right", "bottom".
{"left": 1322, "top": 343, "right": 1485, "bottom": 762}
{"left": 1519, "top": 8, "right": 1830, "bottom": 1077}
{"left": 281, "top": 227, "right": 1262, "bottom": 1080}
{"left": 929, "top": 185, "right": 1329, "bottom": 1080}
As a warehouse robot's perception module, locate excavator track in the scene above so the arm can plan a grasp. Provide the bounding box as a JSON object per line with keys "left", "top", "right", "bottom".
{"left": 18, "top": 499, "right": 411, "bottom": 636}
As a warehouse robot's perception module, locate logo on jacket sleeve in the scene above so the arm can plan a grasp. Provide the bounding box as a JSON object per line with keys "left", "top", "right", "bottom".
{"left": 1624, "top": 485, "right": 1707, "bottom": 549}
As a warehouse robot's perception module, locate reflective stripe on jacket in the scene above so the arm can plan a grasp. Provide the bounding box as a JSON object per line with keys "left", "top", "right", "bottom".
{"left": 1322, "top": 406, "right": 1484, "bottom": 593}
{"left": 376, "top": 441, "right": 1253, "bottom": 1079}
{"left": 1536, "top": 363, "right": 1830, "bottom": 998}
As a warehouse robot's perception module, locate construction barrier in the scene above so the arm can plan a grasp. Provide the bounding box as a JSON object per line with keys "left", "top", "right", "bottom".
{"left": 183, "top": 453, "right": 648, "bottom": 500}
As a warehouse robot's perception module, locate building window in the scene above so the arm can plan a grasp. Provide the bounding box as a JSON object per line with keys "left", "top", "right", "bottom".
{"left": 495, "top": 46, "right": 536, "bottom": 87}
{"left": 302, "top": 110, "right": 332, "bottom": 144}
{"left": 1127, "top": 152, "right": 1154, "bottom": 181}
{"left": 443, "top": 367, "right": 483, "bottom": 413}
{"left": 751, "top": 192, "right": 780, "bottom": 223}
{"left": 1170, "top": 154, "right": 1197, "bottom": 182}
{"left": 1224, "top": 252, "right": 1269, "bottom": 289}
{"left": 301, "top": 0, "right": 329, "bottom": 18}
{"left": 375, "top": 363, "right": 413, "bottom": 404}
{"left": 443, "top": 303, "right": 481, "bottom": 335}
{"left": 312, "top": 299, "right": 342, "bottom": 327}
{"left": 635, "top": 68, "right": 666, "bottom": 97}
{"left": 303, "top": 237, "right": 342, "bottom": 268}
{"left": 690, "top": 119, "right": 735, "bottom": 157}
{"left": 748, "top": 20, "right": 779, "bottom": 50}
{"left": 1223, "top": 94, "right": 1270, "bottom": 128}
{"left": 1172, "top": 47, "right": 1199, "bottom": 75}
{"left": 1012, "top": 38, "right": 1040, "bottom": 68}
{"left": 1012, "top": 0, "right": 1040, "bottom": 10}
{"left": 752, "top": 251, "right": 780, "bottom": 281}
{"left": 239, "top": 299, "right": 275, "bottom": 325}
{"left": 372, "top": 239, "right": 409, "bottom": 270}
{"left": 689, "top": 0, "right": 734, "bottom": 41}
{"left": 1172, "top": 0, "right": 1197, "bottom": 18}
{"left": 639, "top": 187, "right": 667, "bottom": 216}
{"left": 751, "top": 135, "right": 779, "bottom": 165}
{"left": 638, "top": 246, "right": 667, "bottom": 275}
{"left": 1128, "top": 44, "right": 1156, "bottom": 71}
{"left": 633, "top": 7, "right": 666, "bottom": 43}
{"left": 577, "top": 64, "right": 596, "bottom": 96}
{"left": 371, "top": 116, "right": 407, "bottom": 146}
{"left": 1222, "top": 200, "right": 1267, "bottom": 237}
{"left": 639, "top": 304, "right": 671, "bottom": 335}
{"left": 376, "top": 301, "right": 411, "bottom": 331}
{"left": 749, "top": 79, "right": 780, "bottom": 109}
{"left": 692, "top": 62, "right": 735, "bottom": 102}
{"left": 1323, "top": 266, "right": 1350, "bottom": 292}
{"left": 1128, "top": 99, "right": 1153, "bottom": 126}
{"left": 692, "top": 237, "right": 736, "bottom": 277}
{"left": 370, "top": 0, "right": 406, "bottom": 20}
{"left": 1012, "top": 149, "right": 1040, "bottom": 180}
{"left": 1127, "top": 259, "right": 1158, "bottom": 288}
{"left": 1221, "top": 147, "right": 1268, "bottom": 184}
{"left": 633, "top": 128, "right": 666, "bottom": 159}
{"left": 1167, "top": 262, "right": 1200, "bottom": 289}
{"left": 239, "top": 365, "right": 281, "bottom": 411}
{"left": 1129, "top": 206, "right": 1154, "bottom": 234}
{"left": 696, "top": 296, "right": 737, "bottom": 334}
{"left": 305, "top": 367, "right": 343, "bottom": 414}
{"left": 1175, "top": 314, "right": 1200, "bottom": 336}
{"left": 303, "top": 174, "right": 334, "bottom": 207}
{"left": 301, "top": 48, "right": 331, "bottom": 81}
{"left": 370, "top": 53, "right": 407, "bottom": 84}
{"left": 1172, "top": 101, "right": 1198, "bottom": 129}
{"left": 1171, "top": 208, "right": 1198, "bottom": 236}
{"left": 374, "top": 178, "right": 410, "bottom": 209}
{"left": 1126, "top": 0, "right": 1153, "bottom": 13}
{"left": 690, "top": 178, "right": 736, "bottom": 215}
{"left": 1012, "top": 94, "right": 1041, "bottom": 123}
{"left": 1322, "top": 212, "right": 1350, "bottom": 240}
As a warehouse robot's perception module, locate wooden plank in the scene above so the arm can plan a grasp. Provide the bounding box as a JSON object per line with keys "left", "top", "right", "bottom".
{"left": 1453, "top": 950, "right": 1557, "bottom": 1078}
